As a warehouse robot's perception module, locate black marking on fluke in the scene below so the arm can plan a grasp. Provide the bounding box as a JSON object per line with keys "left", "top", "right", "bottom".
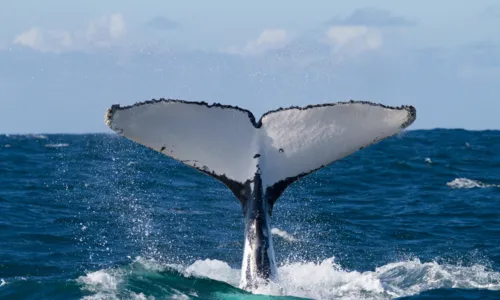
{"left": 181, "top": 159, "right": 198, "bottom": 164}
{"left": 253, "top": 154, "right": 261, "bottom": 159}
{"left": 279, "top": 148, "right": 284, "bottom": 153}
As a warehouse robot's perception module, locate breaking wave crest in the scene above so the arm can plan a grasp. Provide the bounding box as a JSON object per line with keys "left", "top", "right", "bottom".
{"left": 76, "top": 256, "right": 500, "bottom": 300}
{"left": 447, "top": 178, "right": 499, "bottom": 189}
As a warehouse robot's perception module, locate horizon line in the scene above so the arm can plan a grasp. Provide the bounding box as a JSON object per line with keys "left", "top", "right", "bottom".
{"left": 1, "top": 128, "right": 500, "bottom": 135}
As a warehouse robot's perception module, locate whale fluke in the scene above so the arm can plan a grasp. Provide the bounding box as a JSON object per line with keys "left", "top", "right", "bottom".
{"left": 105, "top": 98, "right": 416, "bottom": 289}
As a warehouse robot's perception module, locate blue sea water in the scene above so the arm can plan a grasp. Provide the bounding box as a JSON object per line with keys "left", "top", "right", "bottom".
{"left": 0, "top": 129, "right": 499, "bottom": 300}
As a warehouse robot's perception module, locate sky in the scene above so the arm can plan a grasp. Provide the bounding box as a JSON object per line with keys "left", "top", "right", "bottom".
{"left": 1, "top": 1, "right": 499, "bottom": 133}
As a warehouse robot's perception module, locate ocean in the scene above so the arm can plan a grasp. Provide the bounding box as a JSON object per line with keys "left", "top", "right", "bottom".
{"left": 0, "top": 129, "right": 499, "bottom": 299}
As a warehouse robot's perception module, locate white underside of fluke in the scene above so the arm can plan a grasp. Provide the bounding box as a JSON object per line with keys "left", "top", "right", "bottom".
{"left": 105, "top": 99, "right": 416, "bottom": 188}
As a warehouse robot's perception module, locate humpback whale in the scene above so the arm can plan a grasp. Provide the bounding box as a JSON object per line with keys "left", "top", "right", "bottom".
{"left": 105, "top": 99, "right": 416, "bottom": 290}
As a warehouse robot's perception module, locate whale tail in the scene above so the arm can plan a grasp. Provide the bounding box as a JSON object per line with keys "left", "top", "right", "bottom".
{"left": 105, "top": 99, "right": 416, "bottom": 208}
{"left": 106, "top": 98, "right": 416, "bottom": 289}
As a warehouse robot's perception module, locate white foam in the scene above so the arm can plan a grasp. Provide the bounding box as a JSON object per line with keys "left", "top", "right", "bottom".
{"left": 77, "top": 256, "right": 500, "bottom": 300}
{"left": 78, "top": 268, "right": 156, "bottom": 300}
{"left": 170, "top": 290, "right": 191, "bottom": 300}
{"left": 260, "top": 257, "right": 385, "bottom": 299}
{"left": 81, "top": 294, "right": 119, "bottom": 300}
{"left": 271, "top": 228, "right": 298, "bottom": 242}
{"left": 82, "top": 292, "right": 149, "bottom": 300}
{"left": 45, "top": 143, "right": 69, "bottom": 148}
{"left": 0, "top": 279, "right": 7, "bottom": 287}
{"left": 447, "top": 178, "right": 499, "bottom": 189}
{"left": 129, "top": 292, "right": 153, "bottom": 300}
{"left": 78, "top": 269, "right": 121, "bottom": 293}
{"left": 184, "top": 259, "right": 240, "bottom": 285}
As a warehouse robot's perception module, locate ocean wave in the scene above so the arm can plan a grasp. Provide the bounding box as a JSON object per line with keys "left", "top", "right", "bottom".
{"left": 76, "top": 256, "right": 500, "bottom": 300}
{"left": 447, "top": 178, "right": 499, "bottom": 189}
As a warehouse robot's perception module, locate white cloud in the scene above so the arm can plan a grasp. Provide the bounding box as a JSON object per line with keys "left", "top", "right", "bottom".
{"left": 225, "top": 29, "right": 288, "bottom": 56}
{"left": 324, "top": 25, "right": 382, "bottom": 59}
{"left": 85, "top": 13, "right": 126, "bottom": 47}
{"left": 316, "top": 8, "right": 415, "bottom": 61}
{"left": 13, "top": 13, "right": 126, "bottom": 53}
{"left": 13, "top": 28, "right": 73, "bottom": 53}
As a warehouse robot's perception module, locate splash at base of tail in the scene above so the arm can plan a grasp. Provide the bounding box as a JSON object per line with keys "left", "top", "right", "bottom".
{"left": 105, "top": 98, "right": 416, "bottom": 290}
